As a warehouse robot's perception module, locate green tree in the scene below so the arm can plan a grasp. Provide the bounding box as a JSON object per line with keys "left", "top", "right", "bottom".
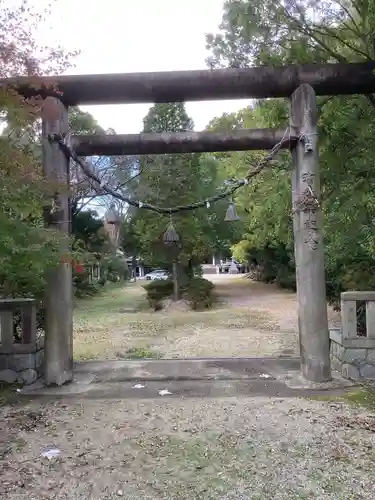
{"left": 69, "top": 107, "right": 105, "bottom": 136}
{"left": 143, "top": 102, "right": 194, "bottom": 133}
{"left": 0, "top": 0, "right": 75, "bottom": 300}
{"left": 71, "top": 209, "right": 107, "bottom": 256}
{"left": 68, "top": 107, "right": 127, "bottom": 292}
{"left": 68, "top": 107, "right": 108, "bottom": 214}
{"left": 134, "top": 103, "right": 225, "bottom": 274}
{"left": 206, "top": 0, "right": 375, "bottom": 303}
{"left": 206, "top": 0, "right": 375, "bottom": 68}
{"left": 120, "top": 213, "right": 140, "bottom": 257}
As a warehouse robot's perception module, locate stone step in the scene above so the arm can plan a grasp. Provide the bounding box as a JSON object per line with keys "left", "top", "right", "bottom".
{"left": 73, "top": 357, "right": 301, "bottom": 383}
{"left": 19, "top": 357, "right": 355, "bottom": 398}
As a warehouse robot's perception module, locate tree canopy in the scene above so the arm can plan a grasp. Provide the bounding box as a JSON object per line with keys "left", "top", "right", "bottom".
{"left": 204, "top": 0, "right": 375, "bottom": 304}
{"left": 126, "top": 101, "right": 239, "bottom": 269}
{"left": 0, "top": 0, "right": 76, "bottom": 298}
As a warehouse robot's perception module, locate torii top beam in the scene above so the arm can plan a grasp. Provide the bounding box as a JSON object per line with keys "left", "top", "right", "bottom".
{"left": 4, "top": 62, "right": 375, "bottom": 106}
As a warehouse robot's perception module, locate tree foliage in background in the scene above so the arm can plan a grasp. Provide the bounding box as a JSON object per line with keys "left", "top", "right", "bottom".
{"left": 68, "top": 106, "right": 141, "bottom": 222}
{"left": 0, "top": 1, "right": 126, "bottom": 302}
{"left": 204, "top": 0, "right": 375, "bottom": 305}
{"left": 0, "top": 0, "right": 77, "bottom": 300}
{"left": 68, "top": 107, "right": 135, "bottom": 294}
{"left": 130, "top": 102, "right": 237, "bottom": 271}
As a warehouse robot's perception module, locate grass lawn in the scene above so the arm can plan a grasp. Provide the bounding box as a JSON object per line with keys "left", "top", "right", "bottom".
{"left": 73, "top": 282, "right": 147, "bottom": 360}
{"left": 72, "top": 279, "right": 286, "bottom": 361}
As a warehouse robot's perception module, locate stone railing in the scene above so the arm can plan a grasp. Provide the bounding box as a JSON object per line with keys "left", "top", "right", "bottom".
{"left": 330, "top": 291, "right": 375, "bottom": 380}
{"left": 0, "top": 299, "right": 44, "bottom": 385}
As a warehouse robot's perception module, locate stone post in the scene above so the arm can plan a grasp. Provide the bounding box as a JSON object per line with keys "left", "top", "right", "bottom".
{"left": 289, "top": 84, "right": 331, "bottom": 382}
{"left": 42, "top": 97, "right": 73, "bottom": 386}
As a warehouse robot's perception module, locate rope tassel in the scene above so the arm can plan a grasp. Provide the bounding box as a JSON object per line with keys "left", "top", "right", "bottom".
{"left": 163, "top": 216, "right": 180, "bottom": 244}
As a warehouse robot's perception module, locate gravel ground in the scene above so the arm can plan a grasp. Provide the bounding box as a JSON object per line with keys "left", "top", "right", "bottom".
{"left": 1, "top": 396, "right": 375, "bottom": 499}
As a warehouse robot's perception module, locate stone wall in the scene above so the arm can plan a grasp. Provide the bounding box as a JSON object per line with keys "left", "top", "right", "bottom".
{"left": 330, "top": 329, "right": 375, "bottom": 380}
{"left": 0, "top": 338, "right": 44, "bottom": 385}
{"left": 330, "top": 291, "right": 375, "bottom": 381}
{"left": 0, "top": 298, "right": 42, "bottom": 385}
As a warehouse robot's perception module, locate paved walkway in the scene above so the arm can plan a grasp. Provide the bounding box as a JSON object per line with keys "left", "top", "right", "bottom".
{"left": 21, "top": 357, "right": 354, "bottom": 400}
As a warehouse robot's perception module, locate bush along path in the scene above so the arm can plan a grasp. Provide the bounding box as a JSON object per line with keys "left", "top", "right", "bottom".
{"left": 143, "top": 276, "right": 215, "bottom": 311}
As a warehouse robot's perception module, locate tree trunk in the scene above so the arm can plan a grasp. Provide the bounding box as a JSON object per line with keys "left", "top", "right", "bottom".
{"left": 172, "top": 260, "right": 180, "bottom": 301}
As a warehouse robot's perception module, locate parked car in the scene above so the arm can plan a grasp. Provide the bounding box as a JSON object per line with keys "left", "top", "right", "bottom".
{"left": 218, "top": 259, "right": 243, "bottom": 273}
{"left": 144, "top": 269, "right": 169, "bottom": 281}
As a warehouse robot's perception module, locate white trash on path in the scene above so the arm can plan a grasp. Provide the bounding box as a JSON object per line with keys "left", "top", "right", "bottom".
{"left": 41, "top": 448, "right": 62, "bottom": 460}
{"left": 132, "top": 384, "right": 145, "bottom": 389}
{"left": 158, "top": 389, "right": 172, "bottom": 396}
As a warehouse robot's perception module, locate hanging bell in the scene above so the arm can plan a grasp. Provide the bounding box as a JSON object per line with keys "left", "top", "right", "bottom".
{"left": 163, "top": 220, "right": 180, "bottom": 244}
{"left": 224, "top": 201, "right": 240, "bottom": 222}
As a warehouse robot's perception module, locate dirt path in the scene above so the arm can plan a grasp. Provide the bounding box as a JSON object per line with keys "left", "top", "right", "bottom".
{"left": 72, "top": 275, "right": 340, "bottom": 360}
{"left": 150, "top": 274, "right": 340, "bottom": 359}
{"left": 212, "top": 273, "right": 341, "bottom": 331}
{"left": 210, "top": 274, "right": 300, "bottom": 334}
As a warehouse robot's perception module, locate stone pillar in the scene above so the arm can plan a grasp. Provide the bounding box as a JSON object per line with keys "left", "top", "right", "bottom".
{"left": 289, "top": 84, "right": 331, "bottom": 382}
{"left": 42, "top": 97, "right": 73, "bottom": 386}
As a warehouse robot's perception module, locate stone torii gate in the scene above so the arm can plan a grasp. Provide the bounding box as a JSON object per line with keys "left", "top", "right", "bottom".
{"left": 8, "top": 61, "right": 375, "bottom": 386}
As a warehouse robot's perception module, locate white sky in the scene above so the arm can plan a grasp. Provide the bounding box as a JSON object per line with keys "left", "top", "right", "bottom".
{"left": 32, "top": 0, "right": 252, "bottom": 132}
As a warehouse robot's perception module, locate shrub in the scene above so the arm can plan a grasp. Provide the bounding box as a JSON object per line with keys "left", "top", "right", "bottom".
{"left": 143, "top": 279, "right": 174, "bottom": 310}
{"left": 73, "top": 280, "right": 102, "bottom": 298}
{"left": 72, "top": 266, "right": 103, "bottom": 298}
{"left": 184, "top": 261, "right": 203, "bottom": 279}
{"left": 144, "top": 277, "right": 216, "bottom": 311}
{"left": 103, "top": 255, "right": 130, "bottom": 282}
{"left": 185, "top": 277, "right": 215, "bottom": 310}
{"left": 193, "top": 265, "right": 203, "bottom": 277}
